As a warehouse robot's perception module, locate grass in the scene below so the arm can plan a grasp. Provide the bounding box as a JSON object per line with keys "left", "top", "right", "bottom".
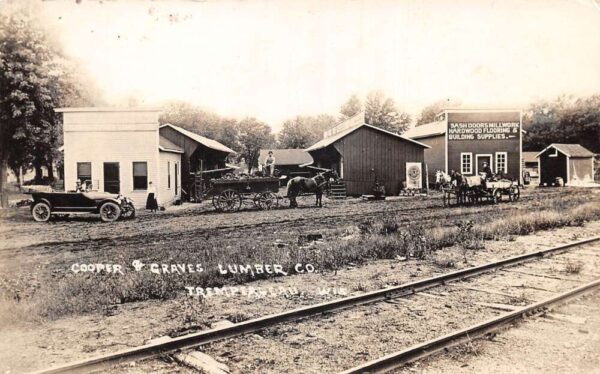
{"left": 563, "top": 260, "right": 584, "bottom": 274}
{"left": 1, "top": 191, "right": 599, "bottom": 324}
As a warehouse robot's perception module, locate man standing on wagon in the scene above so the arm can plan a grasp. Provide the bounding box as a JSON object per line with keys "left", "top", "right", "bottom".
{"left": 265, "top": 150, "right": 276, "bottom": 177}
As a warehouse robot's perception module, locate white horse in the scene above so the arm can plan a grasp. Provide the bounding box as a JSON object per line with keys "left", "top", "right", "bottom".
{"left": 435, "top": 170, "right": 452, "bottom": 190}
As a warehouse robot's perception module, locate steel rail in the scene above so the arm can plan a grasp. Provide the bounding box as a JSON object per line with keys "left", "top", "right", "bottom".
{"left": 31, "top": 236, "right": 600, "bottom": 374}
{"left": 338, "top": 277, "right": 600, "bottom": 374}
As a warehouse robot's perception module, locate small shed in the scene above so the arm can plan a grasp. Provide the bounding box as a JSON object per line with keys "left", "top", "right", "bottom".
{"left": 305, "top": 113, "right": 430, "bottom": 196}
{"left": 536, "top": 144, "right": 595, "bottom": 186}
{"left": 258, "top": 149, "right": 313, "bottom": 180}
{"left": 159, "top": 123, "right": 235, "bottom": 199}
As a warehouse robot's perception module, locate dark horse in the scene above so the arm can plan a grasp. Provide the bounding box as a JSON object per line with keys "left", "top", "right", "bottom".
{"left": 286, "top": 170, "right": 339, "bottom": 208}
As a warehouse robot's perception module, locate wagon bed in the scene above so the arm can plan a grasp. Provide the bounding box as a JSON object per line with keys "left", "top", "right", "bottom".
{"left": 205, "top": 176, "right": 282, "bottom": 212}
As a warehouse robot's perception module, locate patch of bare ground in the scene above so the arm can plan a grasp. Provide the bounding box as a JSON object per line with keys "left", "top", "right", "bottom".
{"left": 0, "top": 216, "right": 599, "bottom": 373}
{"left": 394, "top": 290, "right": 600, "bottom": 374}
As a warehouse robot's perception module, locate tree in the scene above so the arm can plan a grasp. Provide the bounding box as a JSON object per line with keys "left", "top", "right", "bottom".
{"left": 277, "top": 114, "right": 336, "bottom": 148}
{"left": 340, "top": 94, "right": 362, "bottom": 119}
{"left": 237, "top": 118, "right": 275, "bottom": 172}
{"left": 0, "top": 3, "right": 93, "bottom": 206}
{"left": 415, "top": 99, "right": 461, "bottom": 126}
{"left": 523, "top": 95, "right": 600, "bottom": 153}
{"left": 364, "top": 91, "right": 411, "bottom": 134}
{"left": 159, "top": 101, "right": 240, "bottom": 151}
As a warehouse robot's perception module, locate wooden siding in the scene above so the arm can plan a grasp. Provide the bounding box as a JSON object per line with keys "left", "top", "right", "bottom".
{"left": 447, "top": 112, "right": 521, "bottom": 181}
{"left": 331, "top": 126, "right": 425, "bottom": 196}
{"left": 415, "top": 134, "right": 445, "bottom": 182}
{"left": 539, "top": 148, "right": 567, "bottom": 185}
{"left": 569, "top": 157, "right": 594, "bottom": 183}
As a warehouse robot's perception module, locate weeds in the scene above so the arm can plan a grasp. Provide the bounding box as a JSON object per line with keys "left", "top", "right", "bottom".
{"left": 564, "top": 260, "right": 583, "bottom": 274}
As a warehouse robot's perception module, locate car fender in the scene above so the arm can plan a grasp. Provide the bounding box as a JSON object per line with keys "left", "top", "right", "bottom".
{"left": 31, "top": 198, "right": 52, "bottom": 211}
{"left": 94, "top": 198, "right": 123, "bottom": 213}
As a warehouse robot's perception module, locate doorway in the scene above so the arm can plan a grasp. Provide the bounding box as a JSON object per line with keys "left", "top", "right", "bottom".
{"left": 174, "top": 162, "right": 179, "bottom": 196}
{"left": 103, "top": 162, "right": 120, "bottom": 193}
{"left": 475, "top": 155, "right": 493, "bottom": 176}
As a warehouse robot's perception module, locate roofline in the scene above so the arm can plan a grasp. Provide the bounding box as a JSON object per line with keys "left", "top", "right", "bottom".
{"left": 55, "top": 107, "right": 162, "bottom": 113}
{"left": 159, "top": 146, "right": 184, "bottom": 154}
{"left": 307, "top": 123, "right": 431, "bottom": 151}
{"left": 535, "top": 144, "right": 593, "bottom": 158}
{"left": 408, "top": 132, "right": 446, "bottom": 140}
{"left": 160, "top": 123, "right": 236, "bottom": 154}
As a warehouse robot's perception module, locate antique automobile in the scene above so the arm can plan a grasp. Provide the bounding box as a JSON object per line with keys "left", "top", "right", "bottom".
{"left": 30, "top": 191, "right": 136, "bottom": 222}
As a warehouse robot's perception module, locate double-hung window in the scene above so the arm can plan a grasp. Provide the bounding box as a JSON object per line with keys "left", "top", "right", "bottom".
{"left": 460, "top": 153, "right": 472, "bottom": 174}
{"left": 495, "top": 152, "right": 508, "bottom": 174}
{"left": 133, "top": 162, "right": 148, "bottom": 190}
{"left": 77, "top": 162, "right": 92, "bottom": 183}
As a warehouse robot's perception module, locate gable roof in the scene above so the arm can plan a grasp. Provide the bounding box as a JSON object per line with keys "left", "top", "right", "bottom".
{"left": 522, "top": 151, "right": 539, "bottom": 163}
{"left": 259, "top": 149, "right": 313, "bottom": 166}
{"left": 159, "top": 136, "right": 184, "bottom": 154}
{"left": 536, "top": 144, "right": 594, "bottom": 158}
{"left": 306, "top": 121, "right": 430, "bottom": 152}
{"left": 403, "top": 121, "right": 446, "bottom": 139}
{"left": 160, "top": 123, "right": 235, "bottom": 154}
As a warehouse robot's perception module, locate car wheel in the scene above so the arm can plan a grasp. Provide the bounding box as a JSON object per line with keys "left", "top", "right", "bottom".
{"left": 32, "top": 202, "right": 52, "bottom": 222}
{"left": 121, "top": 204, "right": 136, "bottom": 219}
{"left": 99, "top": 202, "right": 121, "bottom": 222}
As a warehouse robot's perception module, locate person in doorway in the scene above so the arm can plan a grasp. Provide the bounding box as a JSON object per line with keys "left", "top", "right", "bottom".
{"left": 265, "top": 150, "right": 276, "bottom": 176}
{"left": 481, "top": 161, "right": 493, "bottom": 180}
{"left": 75, "top": 179, "right": 84, "bottom": 192}
{"left": 146, "top": 181, "right": 159, "bottom": 212}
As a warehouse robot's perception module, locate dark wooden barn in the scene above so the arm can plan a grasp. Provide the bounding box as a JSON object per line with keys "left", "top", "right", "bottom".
{"left": 536, "top": 144, "right": 595, "bottom": 186}
{"left": 159, "top": 124, "right": 235, "bottom": 199}
{"left": 305, "top": 114, "right": 429, "bottom": 196}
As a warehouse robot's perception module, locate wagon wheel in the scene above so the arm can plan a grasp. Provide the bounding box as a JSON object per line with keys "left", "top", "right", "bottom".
{"left": 32, "top": 202, "right": 52, "bottom": 222}
{"left": 258, "top": 192, "right": 279, "bottom": 210}
{"left": 99, "top": 202, "right": 121, "bottom": 222}
{"left": 217, "top": 189, "right": 242, "bottom": 212}
{"left": 212, "top": 195, "right": 219, "bottom": 209}
{"left": 509, "top": 185, "right": 520, "bottom": 202}
{"left": 492, "top": 189, "right": 502, "bottom": 204}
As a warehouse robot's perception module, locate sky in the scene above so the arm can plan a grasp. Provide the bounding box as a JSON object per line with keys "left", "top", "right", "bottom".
{"left": 35, "top": 0, "right": 600, "bottom": 131}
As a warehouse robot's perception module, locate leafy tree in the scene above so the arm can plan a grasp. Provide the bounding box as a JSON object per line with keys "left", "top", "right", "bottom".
{"left": 364, "top": 91, "right": 411, "bottom": 134}
{"left": 415, "top": 99, "right": 461, "bottom": 126}
{"left": 277, "top": 114, "right": 336, "bottom": 148}
{"left": 523, "top": 95, "right": 600, "bottom": 153}
{"left": 0, "top": 3, "right": 93, "bottom": 205}
{"left": 340, "top": 94, "right": 362, "bottom": 119}
{"left": 159, "top": 101, "right": 240, "bottom": 151}
{"left": 237, "top": 118, "right": 275, "bottom": 172}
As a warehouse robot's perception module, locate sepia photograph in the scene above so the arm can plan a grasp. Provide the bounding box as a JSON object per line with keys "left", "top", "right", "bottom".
{"left": 0, "top": 0, "right": 600, "bottom": 373}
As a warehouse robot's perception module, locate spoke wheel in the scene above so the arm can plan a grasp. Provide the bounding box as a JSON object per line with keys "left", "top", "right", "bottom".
{"left": 258, "top": 192, "right": 278, "bottom": 210}
{"left": 493, "top": 189, "right": 502, "bottom": 204}
{"left": 100, "top": 202, "right": 121, "bottom": 222}
{"left": 509, "top": 186, "right": 520, "bottom": 201}
{"left": 121, "top": 204, "right": 136, "bottom": 219}
{"left": 32, "top": 202, "right": 51, "bottom": 222}
{"left": 217, "top": 189, "right": 241, "bottom": 212}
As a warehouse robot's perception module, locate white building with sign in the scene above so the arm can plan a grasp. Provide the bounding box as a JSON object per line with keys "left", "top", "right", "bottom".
{"left": 56, "top": 108, "right": 184, "bottom": 208}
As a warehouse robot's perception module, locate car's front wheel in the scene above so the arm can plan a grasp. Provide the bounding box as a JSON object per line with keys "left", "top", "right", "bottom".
{"left": 32, "top": 202, "right": 52, "bottom": 222}
{"left": 99, "top": 202, "right": 121, "bottom": 222}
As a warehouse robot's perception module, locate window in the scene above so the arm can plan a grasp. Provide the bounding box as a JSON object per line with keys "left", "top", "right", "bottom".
{"left": 133, "top": 162, "right": 148, "bottom": 190}
{"left": 495, "top": 152, "right": 508, "bottom": 174}
{"left": 460, "top": 153, "right": 472, "bottom": 174}
{"left": 167, "top": 161, "right": 171, "bottom": 189}
{"left": 77, "top": 162, "right": 92, "bottom": 183}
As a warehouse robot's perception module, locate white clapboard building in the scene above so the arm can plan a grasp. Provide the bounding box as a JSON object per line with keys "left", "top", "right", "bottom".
{"left": 56, "top": 107, "right": 184, "bottom": 208}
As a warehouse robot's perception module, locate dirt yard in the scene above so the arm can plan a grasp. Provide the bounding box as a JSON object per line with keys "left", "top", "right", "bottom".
{"left": 0, "top": 187, "right": 599, "bottom": 373}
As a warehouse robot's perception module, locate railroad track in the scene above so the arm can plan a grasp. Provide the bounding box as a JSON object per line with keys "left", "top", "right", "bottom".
{"left": 31, "top": 235, "right": 600, "bottom": 374}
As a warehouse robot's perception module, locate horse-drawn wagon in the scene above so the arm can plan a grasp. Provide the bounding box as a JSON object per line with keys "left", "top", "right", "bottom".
{"left": 442, "top": 175, "right": 520, "bottom": 207}
{"left": 205, "top": 176, "right": 281, "bottom": 212}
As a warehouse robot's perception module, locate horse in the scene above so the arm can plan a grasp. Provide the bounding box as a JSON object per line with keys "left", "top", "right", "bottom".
{"left": 450, "top": 171, "right": 469, "bottom": 205}
{"left": 435, "top": 170, "right": 452, "bottom": 191}
{"left": 286, "top": 170, "right": 339, "bottom": 208}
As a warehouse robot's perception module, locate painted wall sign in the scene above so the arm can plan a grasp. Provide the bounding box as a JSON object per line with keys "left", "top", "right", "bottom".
{"left": 448, "top": 122, "right": 520, "bottom": 141}
{"left": 406, "top": 162, "right": 422, "bottom": 189}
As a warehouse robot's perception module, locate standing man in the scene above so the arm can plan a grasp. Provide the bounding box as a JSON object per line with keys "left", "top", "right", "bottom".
{"left": 265, "top": 150, "right": 276, "bottom": 177}
{"left": 481, "top": 161, "right": 493, "bottom": 180}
